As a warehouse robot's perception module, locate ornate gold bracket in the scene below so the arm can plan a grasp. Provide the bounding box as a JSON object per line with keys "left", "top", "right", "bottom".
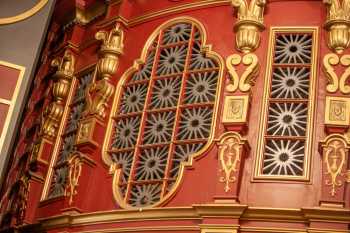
{"left": 323, "top": 0, "right": 350, "bottom": 53}
{"left": 85, "top": 23, "right": 124, "bottom": 119}
{"left": 109, "top": 162, "right": 125, "bottom": 207}
{"left": 65, "top": 153, "right": 83, "bottom": 205}
{"left": 226, "top": 53, "right": 259, "bottom": 92}
{"left": 231, "top": 0, "right": 266, "bottom": 53}
{"left": 320, "top": 134, "right": 349, "bottom": 196}
{"left": 217, "top": 132, "right": 248, "bottom": 192}
{"left": 323, "top": 53, "right": 350, "bottom": 93}
{"left": 40, "top": 51, "right": 75, "bottom": 139}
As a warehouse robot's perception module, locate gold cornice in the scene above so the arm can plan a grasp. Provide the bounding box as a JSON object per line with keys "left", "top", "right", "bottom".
{"left": 0, "top": 0, "right": 48, "bottom": 25}
{"left": 77, "top": 226, "right": 199, "bottom": 233}
{"left": 193, "top": 203, "right": 247, "bottom": 217}
{"left": 308, "top": 228, "right": 350, "bottom": 233}
{"left": 242, "top": 207, "right": 305, "bottom": 222}
{"left": 97, "top": 0, "right": 231, "bottom": 28}
{"left": 240, "top": 227, "right": 306, "bottom": 233}
{"left": 37, "top": 205, "right": 350, "bottom": 230}
{"left": 302, "top": 207, "right": 350, "bottom": 223}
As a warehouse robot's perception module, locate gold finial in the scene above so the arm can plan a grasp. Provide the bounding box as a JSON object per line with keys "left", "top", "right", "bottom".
{"left": 231, "top": 0, "right": 266, "bottom": 53}
{"left": 324, "top": 0, "right": 350, "bottom": 53}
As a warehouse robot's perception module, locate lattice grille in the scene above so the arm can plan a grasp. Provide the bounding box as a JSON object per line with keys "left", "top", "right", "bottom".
{"left": 261, "top": 32, "right": 314, "bottom": 177}
{"left": 48, "top": 72, "right": 93, "bottom": 198}
{"left": 108, "top": 21, "right": 220, "bottom": 207}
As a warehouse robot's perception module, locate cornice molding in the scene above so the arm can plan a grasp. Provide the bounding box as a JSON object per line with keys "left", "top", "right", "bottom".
{"left": 36, "top": 205, "right": 350, "bottom": 231}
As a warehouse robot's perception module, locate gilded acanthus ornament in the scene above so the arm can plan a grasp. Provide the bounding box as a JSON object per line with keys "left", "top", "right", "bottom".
{"left": 231, "top": 0, "right": 266, "bottom": 53}
{"left": 217, "top": 132, "right": 247, "bottom": 192}
{"left": 65, "top": 153, "right": 83, "bottom": 205}
{"left": 323, "top": 0, "right": 350, "bottom": 53}
{"left": 41, "top": 51, "right": 75, "bottom": 138}
{"left": 226, "top": 53, "right": 259, "bottom": 92}
{"left": 321, "top": 134, "right": 349, "bottom": 196}
{"left": 86, "top": 24, "right": 124, "bottom": 118}
{"left": 323, "top": 53, "right": 350, "bottom": 94}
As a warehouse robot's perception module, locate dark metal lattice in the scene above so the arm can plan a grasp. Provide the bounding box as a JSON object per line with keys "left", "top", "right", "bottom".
{"left": 262, "top": 33, "right": 313, "bottom": 177}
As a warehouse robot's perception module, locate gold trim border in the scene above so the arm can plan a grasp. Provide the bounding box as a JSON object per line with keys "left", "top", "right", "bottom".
{"left": 0, "top": 0, "right": 48, "bottom": 25}
{"left": 0, "top": 60, "right": 25, "bottom": 157}
{"left": 253, "top": 27, "right": 319, "bottom": 182}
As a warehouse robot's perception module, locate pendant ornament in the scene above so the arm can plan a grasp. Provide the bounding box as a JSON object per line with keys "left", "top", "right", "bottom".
{"left": 41, "top": 51, "right": 75, "bottom": 138}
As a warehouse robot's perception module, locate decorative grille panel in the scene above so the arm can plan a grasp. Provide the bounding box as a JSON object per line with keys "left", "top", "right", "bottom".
{"left": 256, "top": 28, "right": 317, "bottom": 180}
{"left": 48, "top": 71, "right": 93, "bottom": 198}
{"left": 106, "top": 20, "right": 221, "bottom": 208}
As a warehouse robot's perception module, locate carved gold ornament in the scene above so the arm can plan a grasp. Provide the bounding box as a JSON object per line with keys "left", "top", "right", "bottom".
{"left": 65, "top": 154, "right": 83, "bottom": 205}
{"left": 323, "top": 53, "right": 350, "bottom": 93}
{"left": 222, "top": 95, "right": 249, "bottom": 123}
{"left": 321, "top": 134, "right": 349, "bottom": 196}
{"left": 85, "top": 24, "right": 124, "bottom": 118}
{"left": 41, "top": 51, "right": 75, "bottom": 138}
{"left": 231, "top": 0, "right": 266, "bottom": 53}
{"left": 226, "top": 53, "right": 259, "bottom": 92}
{"left": 325, "top": 96, "right": 350, "bottom": 126}
{"left": 217, "top": 132, "right": 247, "bottom": 192}
{"left": 323, "top": 0, "right": 350, "bottom": 53}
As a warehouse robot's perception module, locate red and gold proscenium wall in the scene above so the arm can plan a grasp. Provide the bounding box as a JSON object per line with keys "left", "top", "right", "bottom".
{"left": 0, "top": 0, "right": 350, "bottom": 233}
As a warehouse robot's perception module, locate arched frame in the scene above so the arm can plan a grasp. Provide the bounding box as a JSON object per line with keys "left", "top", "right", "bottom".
{"left": 103, "top": 16, "right": 225, "bottom": 209}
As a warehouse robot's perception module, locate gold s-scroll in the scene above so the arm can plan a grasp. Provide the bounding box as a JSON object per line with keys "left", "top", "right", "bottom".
{"left": 226, "top": 53, "right": 259, "bottom": 93}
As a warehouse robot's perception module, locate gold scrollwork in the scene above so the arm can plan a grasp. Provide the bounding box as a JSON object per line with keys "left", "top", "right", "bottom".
{"left": 323, "top": 53, "right": 350, "bottom": 94}
{"left": 321, "top": 134, "right": 349, "bottom": 196}
{"left": 40, "top": 51, "right": 75, "bottom": 138}
{"left": 231, "top": 0, "right": 266, "bottom": 53}
{"left": 85, "top": 24, "right": 124, "bottom": 118}
{"left": 226, "top": 53, "right": 259, "bottom": 93}
{"left": 217, "top": 132, "right": 248, "bottom": 192}
{"left": 65, "top": 153, "right": 83, "bottom": 205}
{"left": 323, "top": 0, "right": 350, "bottom": 53}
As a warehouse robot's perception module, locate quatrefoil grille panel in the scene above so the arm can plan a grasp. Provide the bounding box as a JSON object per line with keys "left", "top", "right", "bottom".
{"left": 107, "top": 20, "right": 221, "bottom": 208}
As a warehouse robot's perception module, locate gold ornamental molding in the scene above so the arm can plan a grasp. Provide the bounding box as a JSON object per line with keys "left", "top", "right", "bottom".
{"left": 323, "top": 53, "right": 350, "bottom": 94}
{"left": 323, "top": 0, "right": 350, "bottom": 53}
{"left": 231, "top": 0, "right": 266, "bottom": 53}
{"left": 0, "top": 0, "right": 48, "bottom": 25}
{"left": 85, "top": 23, "right": 124, "bottom": 119}
{"left": 217, "top": 132, "right": 248, "bottom": 192}
{"left": 320, "top": 134, "right": 349, "bottom": 196}
{"left": 226, "top": 53, "right": 259, "bottom": 92}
